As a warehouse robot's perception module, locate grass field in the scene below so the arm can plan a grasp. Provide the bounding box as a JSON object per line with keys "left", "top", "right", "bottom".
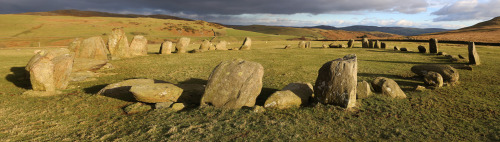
{"left": 0, "top": 40, "right": 499, "bottom": 141}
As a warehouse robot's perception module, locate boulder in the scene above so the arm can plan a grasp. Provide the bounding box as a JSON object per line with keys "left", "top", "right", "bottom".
{"left": 314, "top": 54, "right": 357, "bottom": 108}
{"left": 209, "top": 44, "right": 216, "bottom": 50}
{"left": 369, "top": 40, "right": 374, "bottom": 48}
{"left": 394, "top": 46, "right": 399, "bottom": 51}
{"left": 429, "top": 38, "right": 439, "bottom": 53}
{"left": 356, "top": 80, "right": 372, "bottom": 99}
{"left": 159, "top": 41, "right": 173, "bottom": 54}
{"left": 264, "top": 90, "right": 301, "bottom": 109}
{"left": 347, "top": 39, "right": 354, "bottom": 48}
{"left": 252, "top": 105, "right": 266, "bottom": 113}
{"left": 130, "top": 83, "right": 183, "bottom": 103}
{"left": 371, "top": 77, "right": 406, "bottom": 99}
{"left": 437, "top": 52, "right": 446, "bottom": 56}
{"left": 75, "top": 36, "right": 110, "bottom": 60}
{"left": 282, "top": 82, "right": 313, "bottom": 103}
{"left": 424, "top": 71, "right": 443, "bottom": 88}
{"left": 108, "top": 28, "right": 130, "bottom": 59}
{"left": 381, "top": 42, "right": 386, "bottom": 49}
{"left": 171, "top": 103, "right": 185, "bottom": 111}
{"left": 329, "top": 43, "right": 336, "bottom": 48}
{"left": 124, "top": 102, "right": 151, "bottom": 114}
{"left": 216, "top": 40, "right": 228, "bottom": 50}
{"left": 199, "top": 39, "right": 211, "bottom": 51}
{"left": 29, "top": 57, "right": 55, "bottom": 91}
{"left": 305, "top": 41, "right": 311, "bottom": 48}
{"left": 129, "top": 35, "right": 148, "bottom": 56}
{"left": 362, "top": 38, "right": 369, "bottom": 48}
{"left": 97, "top": 79, "right": 156, "bottom": 102}
{"left": 411, "top": 64, "right": 459, "bottom": 84}
{"left": 51, "top": 54, "right": 74, "bottom": 89}
{"left": 400, "top": 48, "right": 408, "bottom": 52}
{"left": 322, "top": 44, "right": 328, "bottom": 48}
{"left": 415, "top": 85, "right": 427, "bottom": 92}
{"left": 155, "top": 102, "right": 174, "bottom": 109}
{"left": 72, "top": 58, "right": 108, "bottom": 72}
{"left": 284, "top": 45, "right": 292, "bottom": 49}
{"left": 175, "top": 37, "right": 190, "bottom": 53}
{"left": 239, "top": 37, "right": 252, "bottom": 50}
{"left": 26, "top": 48, "right": 74, "bottom": 91}
{"left": 418, "top": 45, "right": 426, "bottom": 53}
{"left": 298, "top": 41, "right": 306, "bottom": 48}
{"left": 68, "top": 38, "right": 82, "bottom": 53}
{"left": 374, "top": 40, "right": 381, "bottom": 48}
{"left": 468, "top": 42, "right": 480, "bottom": 65}
{"left": 201, "top": 59, "right": 264, "bottom": 109}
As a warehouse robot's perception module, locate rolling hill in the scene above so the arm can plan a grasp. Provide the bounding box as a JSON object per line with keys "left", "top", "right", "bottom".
{"left": 412, "top": 16, "right": 500, "bottom": 43}
{"left": 306, "top": 25, "right": 450, "bottom": 36}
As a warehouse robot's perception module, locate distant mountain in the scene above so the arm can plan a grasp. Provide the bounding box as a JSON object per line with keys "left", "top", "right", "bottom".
{"left": 19, "top": 9, "right": 192, "bottom": 21}
{"left": 412, "top": 16, "right": 500, "bottom": 43}
{"left": 306, "top": 25, "right": 451, "bottom": 36}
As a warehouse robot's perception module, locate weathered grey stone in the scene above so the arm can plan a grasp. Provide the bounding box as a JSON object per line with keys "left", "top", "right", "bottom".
{"left": 347, "top": 39, "right": 354, "bottom": 48}
{"left": 129, "top": 35, "right": 148, "bottom": 56}
{"left": 108, "top": 28, "right": 130, "bottom": 59}
{"left": 199, "top": 39, "right": 211, "bottom": 51}
{"left": 374, "top": 40, "right": 381, "bottom": 48}
{"left": 369, "top": 40, "right": 374, "bottom": 48}
{"left": 424, "top": 71, "right": 443, "bottom": 88}
{"left": 356, "top": 80, "right": 372, "bottom": 99}
{"left": 362, "top": 38, "right": 369, "bottom": 48}
{"left": 381, "top": 42, "right": 386, "bottom": 49}
{"left": 468, "top": 42, "right": 480, "bottom": 65}
{"left": 394, "top": 46, "right": 399, "bottom": 51}
{"left": 175, "top": 37, "right": 190, "bottom": 53}
{"left": 305, "top": 41, "right": 311, "bottom": 48}
{"left": 415, "top": 85, "right": 427, "bottom": 92}
{"left": 72, "top": 58, "right": 108, "bottom": 72}
{"left": 130, "top": 83, "right": 183, "bottom": 103}
{"left": 329, "top": 43, "right": 336, "bottom": 48}
{"left": 314, "top": 54, "right": 357, "bottom": 108}
{"left": 124, "top": 102, "right": 151, "bottom": 114}
{"left": 201, "top": 59, "right": 264, "bottom": 109}
{"left": 264, "top": 90, "right": 301, "bottom": 109}
{"left": 97, "top": 79, "right": 156, "bottom": 102}
{"left": 429, "top": 38, "right": 438, "bottom": 53}
{"left": 418, "top": 45, "right": 426, "bottom": 53}
{"left": 171, "top": 103, "right": 185, "bottom": 111}
{"left": 322, "top": 44, "right": 328, "bottom": 48}
{"left": 372, "top": 77, "right": 406, "bottom": 99}
{"left": 74, "top": 36, "right": 110, "bottom": 60}
{"left": 209, "top": 43, "right": 216, "bottom": 51}
{"left": 68, "top": 38, "right": 82, "bottom": 53}
{"left": 411, "top": 64, "right": 459, "bottom": 84}
{"left": 29, "top": 57, "right": 55, "bottom": 91}
{"left": 298, "top": 41, "right": 306, "bottom": 48}
{"left": 400, "top": 48, "right": 408, "bottom": 52}
{"left": 239, "top": 37, "right": 251, "bottom": 50}
{"left": 216, "top": 40, "right": 228, "bottom": 50}
{"left": 51, "top": 54, "right": 74, "bottom": 89}
{"left": 437, "top": 52, "right": 446, "bottom": 55}
{"left": 155, "top": 102, "right": 174, "bottom": 109}
{"left": 282, "top": 82, "right": 313, "bottom": 103}
{"left": 26, "top": 48, "right": 74, "bottom": 91}
{"left": 159, "top": 41, "right": 173, "bottom": 54}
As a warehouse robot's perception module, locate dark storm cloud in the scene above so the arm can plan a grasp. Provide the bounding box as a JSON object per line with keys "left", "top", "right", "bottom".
{"left": 0, "top": 0, "right": 428, "bottom": 15}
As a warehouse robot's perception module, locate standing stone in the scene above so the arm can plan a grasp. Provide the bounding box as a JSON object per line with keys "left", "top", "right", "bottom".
{"left": 347, "top": 39, "right": 354, "bottom": 48}
{"left": 29, "top": 57, "right": 55, "bottom": 91}
{"left": 411, "top": 64, "right": 459, "bottom": 84}
{"left": 305, "top": 41, "right": 311, "bottom": 48}
{"left": 76, "top": 36, "right": 109, "bottom": 60}
{"left": 26, "top": 49, "right": 74, "bottom": 91}
{"left": 175, "top": 37, "right": 190, "bottom": 53}
{"left": 68, "top": 38, "right": 82, "bottom": 53}
{"left": 322, "top": 44, "right": 328, "bottom": 48}
{"left": 357, "top": 80, "right": 372, "bottom": 99}
{"left": 371, "top": 77, "right": 406, "bottom": 99}
{"left": 374, "top": 40, "right": 381, "bottom": 48}
{"left": 314, "top": 54, "right": 357, "bottom": 108}
{"left": 369, "top": 40, "right": 374, "bottom": 48}
{"left": 424, "top": 71, "right": 444, "bottom": 88}
{"left": 239, "top": 37, "right": 252, "bottom": 50}
{"left": 468, "top": 42, "right": 480, "bottom": 65}
{"left": 209, "top": 43, "right": 216, "bottom": 51}
{"left": 199, "top": 39, "right": 211, "bottom": 51}
{"left": 381, "top": 42, "right": 386, "bottom": 49}
{"left": 52, "top": 54, "right": 74, "bottom": 89}
{"left": 201, "top": 59, "right": 264, "bottom": 109}
{"left": 298, "top": 41, "right": 306, "bottom": 48}
{"left": 216, "top": 40, "right": 228, "bottom": 50}
{"left": 429, "top": 38, "right": 438, "bottom": 53}
{"left": 108, "top": 28, "right": 130, "bottom": 59}
{"left": 159, "top": 41, "right": 173, "bottom": 54}
{"left": 418, "top": 45, "right": 426, "bottom": 53}
{"left": 129, "top": 35, "right": 148, "bottom": 56}
{"left": 362, "top": 38, "right": 369, "bottom": 48}
{"left": 400, "top": 48, "right": 408, "bottom": 52}
{"left": 394, "top": 46, "right": 399, "bottom": 51}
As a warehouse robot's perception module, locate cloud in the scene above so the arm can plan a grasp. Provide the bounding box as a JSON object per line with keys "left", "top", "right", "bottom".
{"left": 0, "top": 0, "right": 428, "bottom": 15}
{"left": 432, "top": 0, "right": 500, "bottom": 21}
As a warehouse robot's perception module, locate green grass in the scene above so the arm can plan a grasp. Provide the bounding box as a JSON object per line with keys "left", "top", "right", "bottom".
{"left": 0, "top": 41, "right": 499, "bottom": 141}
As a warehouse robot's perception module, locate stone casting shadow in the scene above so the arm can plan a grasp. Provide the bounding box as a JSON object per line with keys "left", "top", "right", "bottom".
{"left": 5, "top": 67, "right": 31, "bottom": 89}
{"left": 255, "top": 87, "right": 280, "bottom": 106}
{"left": 357, "top": 72, "right": 424, "bottom": 92}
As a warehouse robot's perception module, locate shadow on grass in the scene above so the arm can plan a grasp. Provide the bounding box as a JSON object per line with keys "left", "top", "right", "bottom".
{"left": 5, "top": 67, "right": 31, "bottom": 89}
{"left": 255, "top": 87, "right": 279, "bottom": 106}
{"left": 358, "top": 73, "right": 423, "bottom": 92}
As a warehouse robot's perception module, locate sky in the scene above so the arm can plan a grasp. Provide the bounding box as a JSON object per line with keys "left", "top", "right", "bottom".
{"left": 1, "top": 0, "right": 499, "bottom": 29}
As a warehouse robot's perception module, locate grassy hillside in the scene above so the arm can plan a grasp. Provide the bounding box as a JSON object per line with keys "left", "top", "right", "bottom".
{"left": 412, "top": 17, "right": 500, "bottom": 42}
{"left": 0, "top": 41, "right": 499, "bottom": 141}
{"left": 0, "top": 14, "right": 293, "bottom": 48}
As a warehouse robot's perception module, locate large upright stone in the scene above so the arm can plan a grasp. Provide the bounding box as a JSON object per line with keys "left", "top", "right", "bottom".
{"left": 362, "top": 38, "right": 369, "bottom": 48}
{"left": 298, "top": 41, "right": 306, "bottom": 48}
{"left": 305, "top": 41, "right": 311, "bottom": 48}
{"left": 381, "top": 42, "right": 386, "bottom": 49}
{"left": 199, "top": 39, "right": 211, "bottom": 51}
{"left": 175, "top": 37, "right": 190, "bottom": 53}
{"left": 159, "top": 41, "right": 172, "bottom": 54}
{"left": 418, "top": 45, "right": 426, "bottom": 53}
{"left": 51, "top": 54, "right": 74, "bottom": 89}
{"left": 108, "top": 28, "right": 130, "bottom": 59}
{"left": 75, "top": 36, "right": 109, "bottom": 60}
{"left": 411, "top": 64, "right": 459, "bottom": 84}
{"left": 239, "top": 37, "right": 252, "bottom": 50}
{"left": 347, "top": 39, "right": 354, "bottom": 48}
{"left": 372, "top": 77, "right": 406, "bottom": 99}
{"left": 468, "top": 42, "right": 480, "bottom": 65}
{"left": 216, "top": 40, "right": 228, "bottom": 50}
{"left": 357, "top": 80, "right": 372, "bottom": 99}
{"left": 369, "top": 40, "right": 374, "bottom": 48}
{"left": 29, "top": 57, "right": 55, "bottom": 91}
{"left": 129, "top": 35, "right": 148, "bottom": 56}
{"left": 201, "top": 59, "right": 264, "bottom": 109}
{"left": 374, "top": 40, "right": 381, "bottom": 49}
{"left": 26, "top": 48, "right": 74, "bottom": 91}
{"left": 314, "top": 54, "right": 357, "bottom": 108}
{"left": 429, "top": 38, "right": 438, "bottom": 53}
